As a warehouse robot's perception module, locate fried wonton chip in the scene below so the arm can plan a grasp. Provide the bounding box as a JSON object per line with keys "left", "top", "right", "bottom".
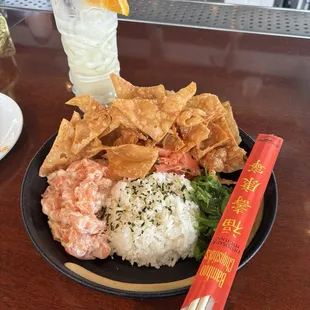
{"left": 71, "top": 110, "right": 111, "bottom": 154}
{"left": 175, "top": 106, "right": 214, "bottom": 152}
{"left": 67, "top": 96, "right": 118, "bottom": 153}
{"left": 222, "top": 101, "right": 242, "bottom": 145}
{"left": 162, "top": 125, "right": 185, "bottom": 152}
{"left": 162, "top": 82, "right": 196, "bottom": 114}
{"left": 111, "top": 98, "right": 164, "bottom": 140}
{"left": 201, "top": 145, "right": 246, "bottom": 174}
{"left": 110, "top": 73, "right": 166, "bottom": 100}
{"left": 98, "top": 105, "right": 134, "bottom": 141}
{"left": 111, "top": 82, "right": 196, "bottom": 142}
{"left": 200, "top": 147, "right": 227, "bottom": 175}
{"left": 106, "top": 105, "right": 137, "bottom": 131}
{"left": 223, "top": 145, "right": 246, "bottom": 173}
{"left": 191, "top": 122, "right": 229, "bottom": 160}
{"left": 176, "top": 108, "right": 207, "bottom": 127}
{"left": 213, "top": 117, "right": 237, "bottom": 147}
{"left": 166, "top": 90, "right": 175, "bottom": 96}
{"left": 213, "top": 117, "right": 245, "bottom": 170}
{"left": 77, "top": 137, "right": 106, "bottom": 161}
{"left": 162, "top": 133, "right": 184, "bottom": 151}
{"left": 179, "top": 123, "right": 210, "bottom": 153}
{"left": 106, "top": 144, "right": 158, "bottom": 179}
{"left": 108, "top": 105, "right": 154, "bottom": 147}
{"left": 66, "top": 94, "right": 104, "bottom": 115}
{"left": 100, "top": 126, "right": 122, "bottom": 147}
{"left": 70, "top": 111, "right": 81, "bottom": 124}
{"left": 39, "top": 120, "right": 104, "bottom": 177}
{"left": 187, "top": 94, "right": 226, "bottom": 120}
{"left": 144, "top": 138, "right": 157, "bottom": 147}
{"left": 41, "top": 76, "right": 245, "bottom": 179}
{"left": 114, "top": 128, "right": 147, "bottom": 146}
{"left": 200, "top": 117, "right": 246, "bottom": 174}
{"left": 39, "top": 119, "right": 74, "bottom": 177}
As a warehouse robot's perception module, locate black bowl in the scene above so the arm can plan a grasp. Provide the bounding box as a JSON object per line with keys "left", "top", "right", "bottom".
{"left": 21, "top": 129, "right": 278, "bottom": 299}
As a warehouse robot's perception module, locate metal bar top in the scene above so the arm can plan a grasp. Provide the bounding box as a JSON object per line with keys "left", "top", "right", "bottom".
{"left": 0, "top": 0, "right": 309, "bottom": 38}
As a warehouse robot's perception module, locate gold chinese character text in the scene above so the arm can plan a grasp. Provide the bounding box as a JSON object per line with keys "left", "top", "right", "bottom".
{"left": 232, "top": 196, "right": 251, "bottom": 214}
{"left": 248, "top": 160, "right": 265, "bottom": 174}
{"left": 222, "top": 219, "right": 243, "bottom": 238}
{"left": 241, "top": 177, "right": 261, "bottom": 192}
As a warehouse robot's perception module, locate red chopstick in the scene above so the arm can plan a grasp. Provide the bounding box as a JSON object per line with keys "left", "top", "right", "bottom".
{"left": 181, "top": 134, "right": 283, "bottom": 310}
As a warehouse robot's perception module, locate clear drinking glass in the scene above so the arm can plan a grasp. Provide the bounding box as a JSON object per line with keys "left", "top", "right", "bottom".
{"left": 51, "top": 0, "right": 120, "bottom": 104}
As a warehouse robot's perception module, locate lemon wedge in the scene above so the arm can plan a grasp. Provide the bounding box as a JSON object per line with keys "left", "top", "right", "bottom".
{"left": 86, "top": 0, "right": 130, "bottom": 16}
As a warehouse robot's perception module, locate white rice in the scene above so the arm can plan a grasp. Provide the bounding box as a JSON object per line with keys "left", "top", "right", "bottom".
{"left": 105, "top": 172, "right": 199, "bottom": 268}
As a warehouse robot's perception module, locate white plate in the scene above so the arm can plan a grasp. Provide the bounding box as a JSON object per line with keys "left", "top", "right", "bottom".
{"left": 0, "top": 93, "right": 23, "bottom": 160}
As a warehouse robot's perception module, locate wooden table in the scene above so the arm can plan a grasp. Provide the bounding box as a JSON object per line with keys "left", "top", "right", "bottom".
{"left": 1, "top": 11, "right": 309, "bottom": 310}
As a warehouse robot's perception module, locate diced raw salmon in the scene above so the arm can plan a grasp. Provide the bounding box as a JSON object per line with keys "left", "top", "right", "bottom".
{"left": 155, "top": 147, "right": 201, "bottom": 176}
{"left": 41, "top": 158, "right": 113, "bottom": 260}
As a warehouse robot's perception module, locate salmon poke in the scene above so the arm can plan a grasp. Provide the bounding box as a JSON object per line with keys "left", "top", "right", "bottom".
{"left": 39, "top": 75, "right": 246, "bottom": 268}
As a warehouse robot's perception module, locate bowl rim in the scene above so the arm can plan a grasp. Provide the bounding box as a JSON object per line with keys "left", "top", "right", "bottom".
{"left": 20, "top": 129, "right": 278, "bottom": 299}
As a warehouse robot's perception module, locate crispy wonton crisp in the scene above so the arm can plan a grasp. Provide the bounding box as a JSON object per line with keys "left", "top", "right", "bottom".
{"left": 191, "top": 121, "right": 228, "bottom": 160}
{"left": 162, "top": 125, "right": 185, "bottom": 152}
{"left": 199, "top": 117, "right": 245, "bottom": 174}
{"left": 39, "top": 119, "right": 75, "bottom": 177}
{"left": 187, "top": 93, "right": 226, "bottom": 120}
{"left": 114, "top": 128, "right": 147, "bottom": 146}
{"left": 176, "top": 108, "right": 207, "bottom": 127}
{"left": 72, "top": 110, "right": 111, "bottom": 154}
{"left": 105, "top": 144, "right": 158, "bottom": 179}
{"left": 179, "top": 123, "right": 210, "bottom": 153}
{"left": 162, "top": 82, "right": 196, "bottom": 114}
{"left": 39, "top": 119, "right": 104, "bottom": 177}
{"left": 111, "top": 82, "right": 196, "bottom": 142}
{"left": 70, "top": 111, "right": 81, "bottom": 124}
{"left": 66, "top": 94, "right": 104, "bottom": 115}
{"left": 110, "top": 73, "right": 166, "bottom": 100}
{"left": 222, "top": 101, "right": 242, "bottom": 145}
{"left": 40, "top": 75, "right": 245, "bottom": 179}
{"left": 200, "top": 147, "right": 227, "bottom": 175}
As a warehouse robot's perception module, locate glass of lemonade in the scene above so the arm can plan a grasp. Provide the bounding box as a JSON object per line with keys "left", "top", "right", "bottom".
{"left": 51, "top": 0, "right": 120, "bottom": 104}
